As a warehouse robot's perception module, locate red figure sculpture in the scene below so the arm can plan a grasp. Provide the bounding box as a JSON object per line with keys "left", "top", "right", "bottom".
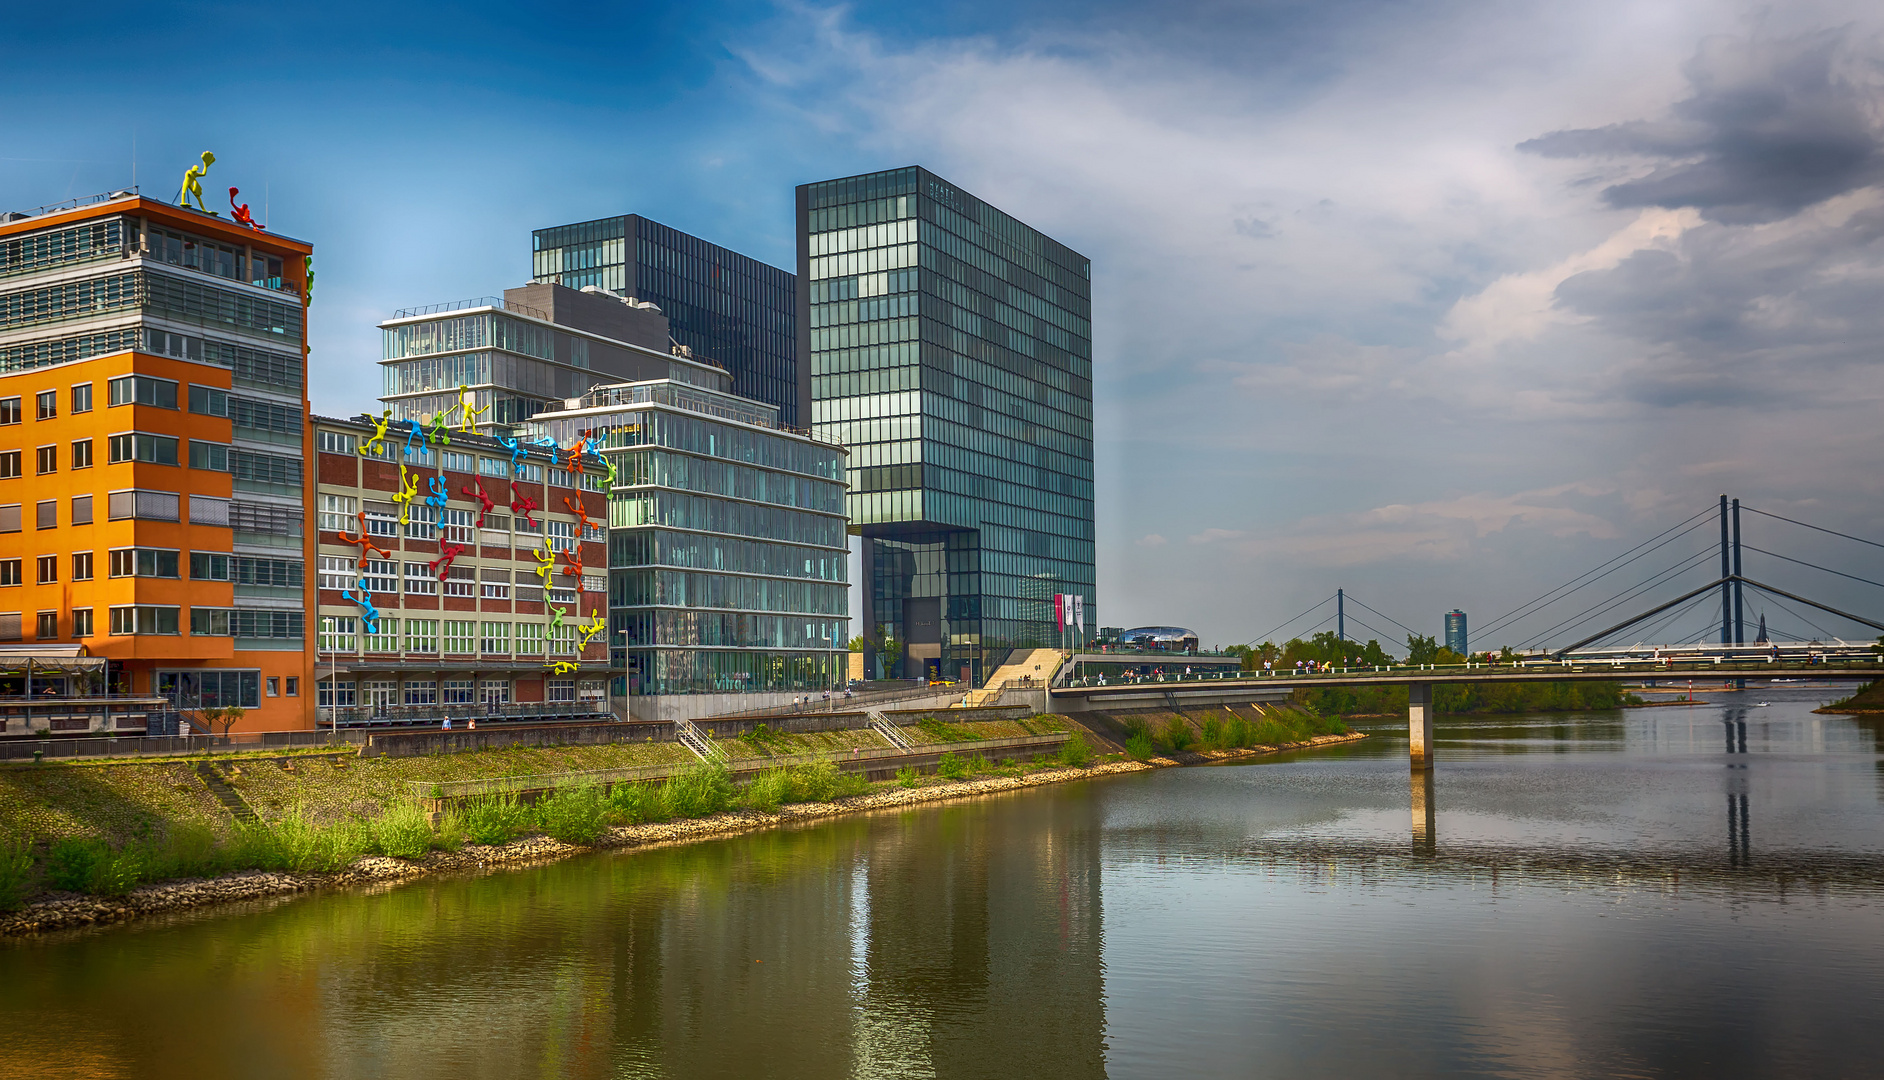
{"left": 511, "top": 493, "right": 540, "bottom": 528}
{"left": 228, "top": 187, "right": 265, "bottom": 231}
{"left": 462, "top": 481, "right": 495, "bottom": 529}
{"left": 430, "top": 542, "right": 466, "bottom": 581}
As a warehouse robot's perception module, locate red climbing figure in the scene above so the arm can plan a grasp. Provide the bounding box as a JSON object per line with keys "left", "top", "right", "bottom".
{"left": 430, "top": 541, "right": 466, "bottom": 580}
{"left": 228, "top": 187, "right": 266, "bottom": 231}
{"left": 461, "top": 480, "right": 496, "bottom": 529}
{"left": 511, "top": 493, "right": 540, "bottom": 528}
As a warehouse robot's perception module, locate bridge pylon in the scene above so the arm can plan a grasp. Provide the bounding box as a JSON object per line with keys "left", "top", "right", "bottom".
{"left": 1408, "top": 682, "right": 1435, "bottom": 769}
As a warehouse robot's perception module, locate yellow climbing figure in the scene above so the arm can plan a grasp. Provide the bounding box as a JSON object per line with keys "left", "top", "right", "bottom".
{"left": 178, "top": 151, "right": 216, "bottom": 213}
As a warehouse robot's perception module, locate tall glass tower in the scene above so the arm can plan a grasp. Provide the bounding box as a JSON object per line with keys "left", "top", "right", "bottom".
{"left": 530, "top": 216, "right": 803, "bottom": 427}
{"left": 797, "top": 167, "right": 1094, "bottom": 685}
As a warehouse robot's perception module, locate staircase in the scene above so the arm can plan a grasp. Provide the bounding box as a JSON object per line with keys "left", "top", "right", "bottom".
{"left": 964, "top": 649, "right": 1066, "bottom": 707}
{"left": 675, "top": 719, "right": 725, "bottom": 763}
{"left": 867, "top": 709, "right": 913, "bottom": 750}
{"left": 195, "top": 762, "right": 259, "bottom": 824}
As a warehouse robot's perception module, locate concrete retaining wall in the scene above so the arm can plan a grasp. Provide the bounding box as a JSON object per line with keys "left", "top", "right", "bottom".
{"left": 692, "top": 713, "right": 875, "bottom": 740}
{"left": 363, "top": 721, "right": 675, "bottom": 758}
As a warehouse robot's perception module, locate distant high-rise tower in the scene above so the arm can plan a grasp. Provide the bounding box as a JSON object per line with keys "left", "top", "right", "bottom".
{"left": 798, "top": 167, "right": 1095, "bottom": 685}
{"left": 1445, "top": 610, "right": 1468, "bottom": 655}
{"left": 530, "top": 216, "right": 802, "bottom": 426}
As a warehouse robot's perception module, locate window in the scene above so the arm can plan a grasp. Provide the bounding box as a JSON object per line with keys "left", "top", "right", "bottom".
{"left": 29, "top": 446, "right": 53, "bottom": 477}
{"left": 230, "top": 449, "right": 300, "bottom": 487}
{"left": 318, "top": 680, "right": 357, "bottom": 708}
{"left": 0, "top": 505, "right": 17, "bottom": 533}
{"left": 582, "top": 521, "right": 605, "bottom": 543}
{"left": 480, "top": 621, "right": 510, "bottom": 654}
{"left": 35, "top": 500, "right": 54, "bottom": 530}
{"left": 0, "top": 452, "right": 19, "bottom": 478}
{"left": 480, "top": 680, "right": 512, "bottom": 706}
{"left": 361, "top": 559, "right": 398, "bottom": 594}
{"left": 317, "top": 494, "right": 356, "bottom": 533}
{"left": 109, "top": 432, "right": 179, "bottom": 465}
{"left": 360, "top": 438, "right": 393, "bottom": 462}
{"left": 189, "top": 495, "right": 230, "bottom": 526}
{"left": 35, "top": 555, "right": 55, "bottom": 584}
{"left": 285, "top": 677, "right": 298, "bottom": 696}
{"left": 318, "top": 615, "right": 358, "bottom": 653}
{"left": 110, "top": 606, "right": 180, "bottom": 635}
{"left": 479, "top": 514, "right": 511, "bottom": 546}
{"left": 107, "top": 376, "right": 178, "bottom": 409}
{"left": 188, "top": 441, "right": 229, "bottom": 471}
{"left": 550, "top": 468, "right": 575, "bottom": 489}
{"left": 317, "top": 556, "right": 355, "bottom": 591}
{"left": 190, "top": 552, "right": 231, "bottom": 581}
{"left": 441, "top": 507, "right": 474, "bottom": 544}
{"left": 581, "top": 574, "right": 607, "bottom": 593}
{"left": 0, "top": 398, "right": 18, "bottom": 425}
{"left": 70, "top": 439, "right": 92, "bottom": 469}
{"left": 72, "top": 608, "right": 92, "bottom": 637}
{"left": 188, "top": 385, "right": 229, "bottom": 416}
{"left": 478, "top": 456, "right": 507, "bottom": 477}
{"left": 232, "top": 556, "right": 301, "bottom": 588}
{"left": 108, "top": 489, "right": 178, "bottom": 521}
{"left": 231, "top": 500, "right": 301, "bottom": 537}
{"left": 547, "top": 519, "right": 576, "bottom": 553}
{"left": 266, "top": 677, "right": 279, "bottom": 697}
{"left": 442, "top": 451, "right": 474, "bottom": 473}
{"left": 548, "top": 586, "right": 577, "bottom": 607}
{"left": 35, "top": 391, "right": 54, "bottom": 420}
{"left": 403, "top": 680, "right": 438, "bottom": 706}
{"left": 71, "top": 495, "right": 91, "bottom": 524}
{"left": 72, "top": 552, "right": 92, "bottom": 581}
{"left": 0, "top": 613, "right": 19, "bottom": 643}
{"left": 363, "top": 503, "right": 398, "bottom": 538}
{"left": 0, "top": 560, "right": 19, "bottom": 586}
{"left": 155, "top": 670, "right": 259, "bottom": 709}
{"left": 36, "top": 612, "right": 56, "bottom": 639}
{"left": 405, "top": 503, "right": 437, "bottom": 540}
{"left": 71, "top": 384, "right": 92, "bottom": 413}
{"left": 189, "top": 608, "right": 231, "bottom": 636}
{"left": 404, "top": 562, "right": 437, "bottom": 596}
{"left": 318, "top": 430, "right": 356, "bottom": 454}
{"left": 516, "top": 462, "right": 544, "bottom": 483}
{"left": 443, "top": 619, "right": 475, "bottom": 654}
{"left": 229, "top": 610, "right": 303, "bottom": 639}
{"left": 443, "top": 679, "right": 474, "bottom": 705}
{"left": 109, "top": 548, "right": 180, "bottom": 578}
{"left": 365, "top": 617, "right": 399, "bottom": 654}
{"left": 404, "top": 618, "right": 438, "bottom": 653}
{"left": 443, "top": 565, "right": 475, "bottom": 597}
{"left": 547, "top": 679, "right": 577, "bottom": 703}
{"left": 515, "top": 621, "right": 544, "bottom": 656}
{"left": 480, "top": 568, "right": 510, "bottom": 601}
{"left": 550, "top": 620, "right": 577, "bottom": 656}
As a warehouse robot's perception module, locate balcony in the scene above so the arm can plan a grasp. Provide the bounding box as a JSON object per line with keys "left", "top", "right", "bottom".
{"left": 317, "top": 699, "right": 612, "bottom": 728}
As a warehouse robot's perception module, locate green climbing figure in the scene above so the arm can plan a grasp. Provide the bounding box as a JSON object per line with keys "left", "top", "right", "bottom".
{"left": 178, "top": 151, "right": 216, "bottom": 213}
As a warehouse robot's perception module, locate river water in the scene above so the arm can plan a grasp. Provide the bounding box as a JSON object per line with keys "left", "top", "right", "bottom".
{"left": 4, "top": 686, "right": 1882, "bottom": 1079}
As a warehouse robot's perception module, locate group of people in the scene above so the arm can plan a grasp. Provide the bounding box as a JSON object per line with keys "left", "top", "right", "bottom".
{"left": 789, "top": 688, "right": 855, "bottom": 711}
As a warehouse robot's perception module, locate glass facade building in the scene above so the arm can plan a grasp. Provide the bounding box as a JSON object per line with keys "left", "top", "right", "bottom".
{"left": 523, "top": 380, "right": 848, "bottom": 698}
{"left": 797, "top": 168, "right": 1094, "bottom": 685}
{"left": 531, "top": 216, "right": 803, "bottom": 427}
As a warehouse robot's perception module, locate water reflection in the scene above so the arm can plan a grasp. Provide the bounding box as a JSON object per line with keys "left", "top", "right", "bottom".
{"left": 1410, "top": 767, "right": 1436, "bottom": 854}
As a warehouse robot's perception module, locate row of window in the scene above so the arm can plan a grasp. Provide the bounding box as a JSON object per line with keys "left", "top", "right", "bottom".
{"left": 316, "top": 617, "right": 588, "bottom": 656}
{"left": 314, "top": 496, "right": 601, "bottom": 546}
{"left": 318, "top": 431, "right": 602, "bottom": 490}
{"left": 15, "top": 605, "right": 303, "bottom": 640}
{"left": 0, "top": 435, "right": 298, "bottom": 483}
{"left": 315, "top": 556, "right": 601, "bottom": 597}
{"left": 0, "top": 549, "right": 301, "bottom": 587}
{"left": 319, "top": 678, "right": 599, "bottom": 708}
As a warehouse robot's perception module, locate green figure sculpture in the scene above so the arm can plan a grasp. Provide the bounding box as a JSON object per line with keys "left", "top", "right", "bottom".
{"left": 178, "top": 152, "right": 216, "bottom": 213}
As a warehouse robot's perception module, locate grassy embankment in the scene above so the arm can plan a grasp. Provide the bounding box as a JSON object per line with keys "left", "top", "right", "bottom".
{"left": 1294, "top": 681, "right": 1640, "bottom": 717}
{"left": 1821, "top": 681, "right": 1884, "bottom": 713}
{"left": 0, "top": 718, "right": 1092, "bottom": 911}
{"left": 1113, "top": 706, "right": 1349, "bottom": 761}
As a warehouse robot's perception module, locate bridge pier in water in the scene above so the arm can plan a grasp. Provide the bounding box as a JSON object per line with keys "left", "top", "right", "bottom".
{"left": 1408, "top": 683, "right": 1435, "bottom": 769}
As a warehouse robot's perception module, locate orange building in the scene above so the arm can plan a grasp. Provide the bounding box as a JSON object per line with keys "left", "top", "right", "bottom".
{"left": 0, "top": 189, "right": 315, "bottom": 733}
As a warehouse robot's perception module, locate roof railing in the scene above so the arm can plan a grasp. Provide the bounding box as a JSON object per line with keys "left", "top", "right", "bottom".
{"left": 2, "top": 187, "right": 140, "bottom": 222}
{"left": 390, "top": 296, "right": 549, "bottom": 321}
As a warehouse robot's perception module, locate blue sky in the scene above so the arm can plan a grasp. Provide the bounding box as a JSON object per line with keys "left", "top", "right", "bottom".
{"left": 8, "top": 0, "right": 1884, "bottom": 651}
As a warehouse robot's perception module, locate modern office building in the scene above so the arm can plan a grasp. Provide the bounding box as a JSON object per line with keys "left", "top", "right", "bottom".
{"left": 0, "top": 189, "right": 314, "bottom": 731}
{"left": 311, "top": 414, "right": 612, "bottom": 723}
{"left": 1444, "top": 610, "right": 1468, "bottom": 655}
{"left": 797, "top": 167, "right": 1094, "bottom": 685}
{"left": 378, "top": 282, "right": 733, "bottom": 436}
{"left": 522, "top": 377, "right": 848, "bottom": 716}
{"left": 531, "top": 216, "right": 804, "bottom": 426}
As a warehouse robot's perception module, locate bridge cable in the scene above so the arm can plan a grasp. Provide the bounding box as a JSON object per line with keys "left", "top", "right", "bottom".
{"left": 1335, "top": 613, "right": 1400, "bottom": 650}
{"left": 1742, "top": 506, "right": 1884, "bottom": 553}
{"left": 1469, "top": 507, "right": 1715, "bottom": 640}
{"left": 1743, "top": 587, "right": 1842, "bottom": 642}
{"left": 1341, "top": 595, "right": 1421, "bottom": 639}
{"left": 1621, "top": 592, "right": 1721, "bottom": 648}
{"left": 1246, "top": 594, "right": 1336, "bottom": 647}
{"left": 1477, "top": 514, "right": 1718, "bottom": 643}
{"left": 1517, "top": 547, "right": 1721, "bottom": 650}
{"left": 1741, "top": 545, "right": 1884, "bottom": 592}
{"left": 1514, "top": 546, "right": 1725, "bottom": 648}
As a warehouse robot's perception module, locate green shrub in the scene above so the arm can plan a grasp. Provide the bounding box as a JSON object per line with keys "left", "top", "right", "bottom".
{"left": 1057, "top": 732, "right": 1094, "bottom": 768}
{"left": 895, "top": 765, "right": 921, "bottom": 788}
{"left": 1199, "top": 715, "right": 1224, "bottom": 749}
{"left": 1121, "top": 716, "right": 1149, "bottom": 739}
{"left": 0, "top": 838, "right": 33, "bottom": 911}
{"left": 743, "top": 769, "right": 791, "bottom": 813}
{"left": 936, "top": 751, "right": 968, "bottom": 780}
{"left": 662, "top": 763, "right": 734, "bottom": 819}
{"left": 273, "top": 807, "right": 374, "bottom": 872}
{"left": 608, "top": 782, "right": 667, "bottom": 824}
{"left": 535, "top": 783, "right": 611, "bottom": 845}
{"left": 1225, "top": 717, "right": 1252, "bottom": 748}
{"left": 464, "top": 792, "right": 532, "bottom": 845}
{"left": 829, "top": 770, "right": 870, "bottom": 799}
{"left": 1156, "top": 717, "right": 1194, "bottom": 754}
{"left": 1124, "top": 732, "right": 1154, "bottom": 760}
{"left": 44, "top": 837, "right": 107, "bottom": 892}
{"left": 789, "top": 760, "right": 842, "bottom": 802}
{"left": 374, "top": 800, "right": 436, "bottom": 860}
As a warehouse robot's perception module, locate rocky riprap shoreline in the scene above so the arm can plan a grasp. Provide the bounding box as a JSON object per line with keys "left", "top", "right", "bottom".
{"left": 1, "top": 735, "right": 1366, "bottom": 938}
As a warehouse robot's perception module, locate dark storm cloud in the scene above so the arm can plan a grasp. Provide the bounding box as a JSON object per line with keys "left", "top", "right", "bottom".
{"left": 1521, "top": 31, "right": 1884, "bottom": 224}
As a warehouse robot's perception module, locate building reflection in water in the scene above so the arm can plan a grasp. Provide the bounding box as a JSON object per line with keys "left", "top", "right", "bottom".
{"left": 1725, "top": 711, "right": 1751, "bottom": 868}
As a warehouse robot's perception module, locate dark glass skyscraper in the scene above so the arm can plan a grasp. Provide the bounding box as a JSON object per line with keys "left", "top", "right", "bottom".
{"left": 531, "top": 216, "right": 803, "bottom": 426}
{"left": 797, "top": 167, "right": 1094, "bottom": 684}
